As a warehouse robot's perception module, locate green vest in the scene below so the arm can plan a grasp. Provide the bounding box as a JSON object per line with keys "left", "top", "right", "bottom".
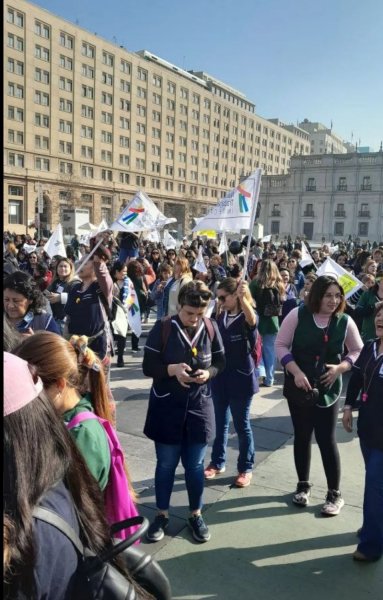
{"left": 292, "top": 305, "right": 349, "bottom": 407}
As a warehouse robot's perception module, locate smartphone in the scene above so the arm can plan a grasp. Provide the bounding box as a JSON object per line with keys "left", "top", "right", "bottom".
{"left": 189, "top": 371, "right": 199, "bottom": 378}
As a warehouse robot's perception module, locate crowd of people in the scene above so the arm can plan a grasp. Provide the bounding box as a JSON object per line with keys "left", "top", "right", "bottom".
{"left": 3, "top": 228, "right": 383, "bottom": 597}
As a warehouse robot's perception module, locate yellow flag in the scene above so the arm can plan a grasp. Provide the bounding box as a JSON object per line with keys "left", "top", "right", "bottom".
{"left": 196, "top": 230, "right": 217, "bottom": 239}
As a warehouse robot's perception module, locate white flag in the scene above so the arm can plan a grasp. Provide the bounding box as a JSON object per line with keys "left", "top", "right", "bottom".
{"left": 147, "top": 229, "right": 160, "bottom": 243}
{"left": 218, "top": 231, "right": 228, "bottom": 255}
{"left": 79, "top": 233, "right": 91, "bottom": 246}
{"left": 193, "top": 245, "right": 208, "bottom": 274}
{"left": 192, "top": 169, "right": 262, "bottom": 233}
{"left": 261, "top": 234, "right": 272, "bottom": 243}
{"left": 163, "top": 229, "right": 177, "bottom": 249}
{"left": 43, "top": 224, "right": 67, "bottom": 258}
{"left": 124, "top": 277, "right": 142, "bottom": 338}
{"left": 110, "top": 190, "right": 176, "bottom": 232}
{"left": 90, "top": 219, "right": 109, "bottom": 238}
{"left": 329, "top": 244, "right": 339, "bottom": 255}
{"left": 316, "top": 257, "right": 362, "bottom": 299}
{"left": 300, "top": 241, "right": 315, "bottom": 269}
{"left": 23, "top": 243, "right": 37, "bottom": 254}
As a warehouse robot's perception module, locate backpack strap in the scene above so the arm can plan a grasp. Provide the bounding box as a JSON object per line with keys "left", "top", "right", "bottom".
{"left": 66, "top": 411, "right": 98, "bottom": 430}
{"left": 161, "top": 316, "right": 215, "bottom": 350}
{"left": 160, "top": 316, "right": 173, "bottom": 351}
{"left": 33, "top": 507, "right": 85, "bottom": 555}
{"left": 202, "top": 317, "right": 215, "bottom": 342}
{"left": 33, "top": 507, "right": 147, "bottom": 562}
{"left": 97, "top": 288, "right": 114, "bottom": 322}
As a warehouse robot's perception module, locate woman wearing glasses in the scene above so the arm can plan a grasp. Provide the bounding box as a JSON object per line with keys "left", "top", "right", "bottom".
{"left": 143, "top": 281, "right": 225, "bottom": 544}
{"left": 204, "top": 278, "right": 258, "bottom": 488}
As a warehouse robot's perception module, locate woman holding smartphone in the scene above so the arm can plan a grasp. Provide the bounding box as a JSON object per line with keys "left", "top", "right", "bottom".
{"left": 143, "top": 281, "right": 225, "bottom": 544}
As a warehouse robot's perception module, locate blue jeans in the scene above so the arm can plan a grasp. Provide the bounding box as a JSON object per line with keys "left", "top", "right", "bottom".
{"left": 118, "top": 248, "right": 138, "bottom": 263}
{"left": 211, "top": 392, "right": 255, "bottom": 473}
{"left": 358, "top": 440, "right": 383, "bottom": 559}
{"left": 154, "top": 440, "right": 207, "bottom": 512}
{"left": 260, "top": 333, "right": 277, "bottom": 386}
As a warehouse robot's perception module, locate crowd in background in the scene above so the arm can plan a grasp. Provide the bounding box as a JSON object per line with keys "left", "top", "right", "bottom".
{"left": 3, "top": 229, "right": 383, "bottom": 353}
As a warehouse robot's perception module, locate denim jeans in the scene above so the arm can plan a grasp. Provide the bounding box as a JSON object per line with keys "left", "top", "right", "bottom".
{"left": 154, "top": 440, "right": 207, "bottom": 512}
{"left": 118, "top": 248, "right": 138, "bottom": 263}
{"left": 260, "top": 333, "right": 277, "bottom": 385}
{"left": 211, "top": 392, "right": 255, "bottom": 473}
{"left": 358, "top": 440, "right": 383, "bottom": 559}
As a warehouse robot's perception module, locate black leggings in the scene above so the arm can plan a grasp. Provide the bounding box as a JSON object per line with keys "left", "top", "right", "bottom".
{"left": 287, "top": 399, "right": 341, "bottom": 490}
{"left": 114, "top": 334, "right": 126, "bottom": 361}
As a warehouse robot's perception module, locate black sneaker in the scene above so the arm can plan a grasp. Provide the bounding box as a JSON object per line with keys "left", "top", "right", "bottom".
{"left": 116, "top": 360, "right": 125, "bottom": 368}
{"left": 188, "top": 514, "right": 211, "bottom": 543}
{"left": 146, "top": 514, "right": 169, "bottom": 542}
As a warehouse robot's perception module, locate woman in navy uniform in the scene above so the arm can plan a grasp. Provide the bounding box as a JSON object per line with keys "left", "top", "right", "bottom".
{"left": 205, "top": 278, "right": 258, "bottom": 488}
{"left": 143, "top": 280, "right": 225, "bottom": 544}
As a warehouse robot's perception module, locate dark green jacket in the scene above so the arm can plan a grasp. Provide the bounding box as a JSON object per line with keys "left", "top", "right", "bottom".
{"left": 249, "top": 279, "right": 280, "bottom": 335}
{"left": 355, "top": 289, "right": 379, "bottom": 342}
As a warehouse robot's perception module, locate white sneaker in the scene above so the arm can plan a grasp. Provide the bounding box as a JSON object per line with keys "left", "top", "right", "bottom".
{"left": 321, "top": 490, "right": 344, "bottom": 516}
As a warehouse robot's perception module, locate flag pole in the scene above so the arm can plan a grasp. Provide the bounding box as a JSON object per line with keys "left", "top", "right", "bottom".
{"left": 241, "top": 171, "right": 261, "bottom": 281}
{"left": 74, "top": 237, "right": 103, "bottom": 275}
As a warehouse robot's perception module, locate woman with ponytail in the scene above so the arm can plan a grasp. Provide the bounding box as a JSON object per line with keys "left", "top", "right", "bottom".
{"left": 15, "top": 332, "right": 136, "bottom": 505}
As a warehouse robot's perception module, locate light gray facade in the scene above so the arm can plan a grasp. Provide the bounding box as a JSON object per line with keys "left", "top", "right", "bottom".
{"left": 259, "top": 151, "right": 383, "bottom": 242}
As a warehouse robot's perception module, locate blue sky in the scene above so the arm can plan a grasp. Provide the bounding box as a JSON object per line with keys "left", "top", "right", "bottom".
{"left": 33, "top": 0, "right": 382, "bottom": 149}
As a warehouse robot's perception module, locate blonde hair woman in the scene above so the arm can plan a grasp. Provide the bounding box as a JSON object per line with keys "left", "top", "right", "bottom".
{"left": 249, "top": 259, "right": 285, "bottom": 386}
{"left": 163, "top": 257, "right": 193, "bottom": 317}
{"left": 46, "top": 257, "right": 79, "bottom": 335}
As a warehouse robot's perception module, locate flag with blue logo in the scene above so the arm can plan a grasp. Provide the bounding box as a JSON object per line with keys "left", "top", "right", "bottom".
{"left": 110, "top": 190, "right": 176, "bottom": 232}
{"left": 192, "top": 169, "right": 261, "bottom": 233}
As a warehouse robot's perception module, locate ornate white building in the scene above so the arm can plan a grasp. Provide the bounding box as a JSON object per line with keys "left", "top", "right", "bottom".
{"left": 259, "top": 151, "right": 383, "bottom": 242}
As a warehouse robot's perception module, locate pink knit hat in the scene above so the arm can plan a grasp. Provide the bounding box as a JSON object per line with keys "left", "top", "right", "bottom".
{"left": 4, "top": 352, "right": 43, "bottom": 416}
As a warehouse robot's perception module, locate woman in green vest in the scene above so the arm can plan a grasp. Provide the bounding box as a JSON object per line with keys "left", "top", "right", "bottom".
{"left": 276, "top": 276, "right": 363, "bottom": 516}
{"left": 355, "top": 277, "right": 383, "bottom": 342}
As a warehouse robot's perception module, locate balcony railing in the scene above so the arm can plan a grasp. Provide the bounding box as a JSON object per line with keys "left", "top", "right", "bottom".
{"left": 271, "top": 210, "right": 281, "bottom": 216}
{"left": 306, "top": 185, "right": 316, "bottom": 191}
{"left": 337, "top": 185, "right": 347, "bottom": 191}
{"left": 358, "top": 211, "right": 370, "bottom": 218}
{"left": 303, "top": 211, "right": 315, "bottom": 217}
{"left": 361, "top": 184, "right": 372, "bottom": 191}
{"left": 334, "top": 211, "right": 346, "bottom": 217}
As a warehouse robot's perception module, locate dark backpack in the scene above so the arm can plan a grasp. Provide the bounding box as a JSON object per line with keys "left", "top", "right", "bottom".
{"left": 239, "top": 319, "right": 262, "bottom": 367}
{"left": 160, "top": 315, "right": 216, "bottom": 350}
{"left": 32, "top": 509, "right": 172, "bottom": 600}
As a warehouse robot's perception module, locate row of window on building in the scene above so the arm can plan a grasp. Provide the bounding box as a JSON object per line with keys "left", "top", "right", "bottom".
{"left": 271, "top": 176, "right": 373, "bottom": 191}
{"left": 269, "top": 219, "right": 372, "bottom": 238}
{"left": 7, "top": 7, "right": 303, "bottom": 147}
{"left": 271, "top": 201, "right": 373, "bottom": 218}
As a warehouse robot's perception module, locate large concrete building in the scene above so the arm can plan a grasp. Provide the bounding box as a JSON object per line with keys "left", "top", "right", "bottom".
{"left": 4, "top": 0, "right": 311, "bottom": 235}
{"left": 299, "top": 119, "right": 350, "bottom": 155}
{"left": 259, "top": 151, "right": 383, "bottom": 242}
